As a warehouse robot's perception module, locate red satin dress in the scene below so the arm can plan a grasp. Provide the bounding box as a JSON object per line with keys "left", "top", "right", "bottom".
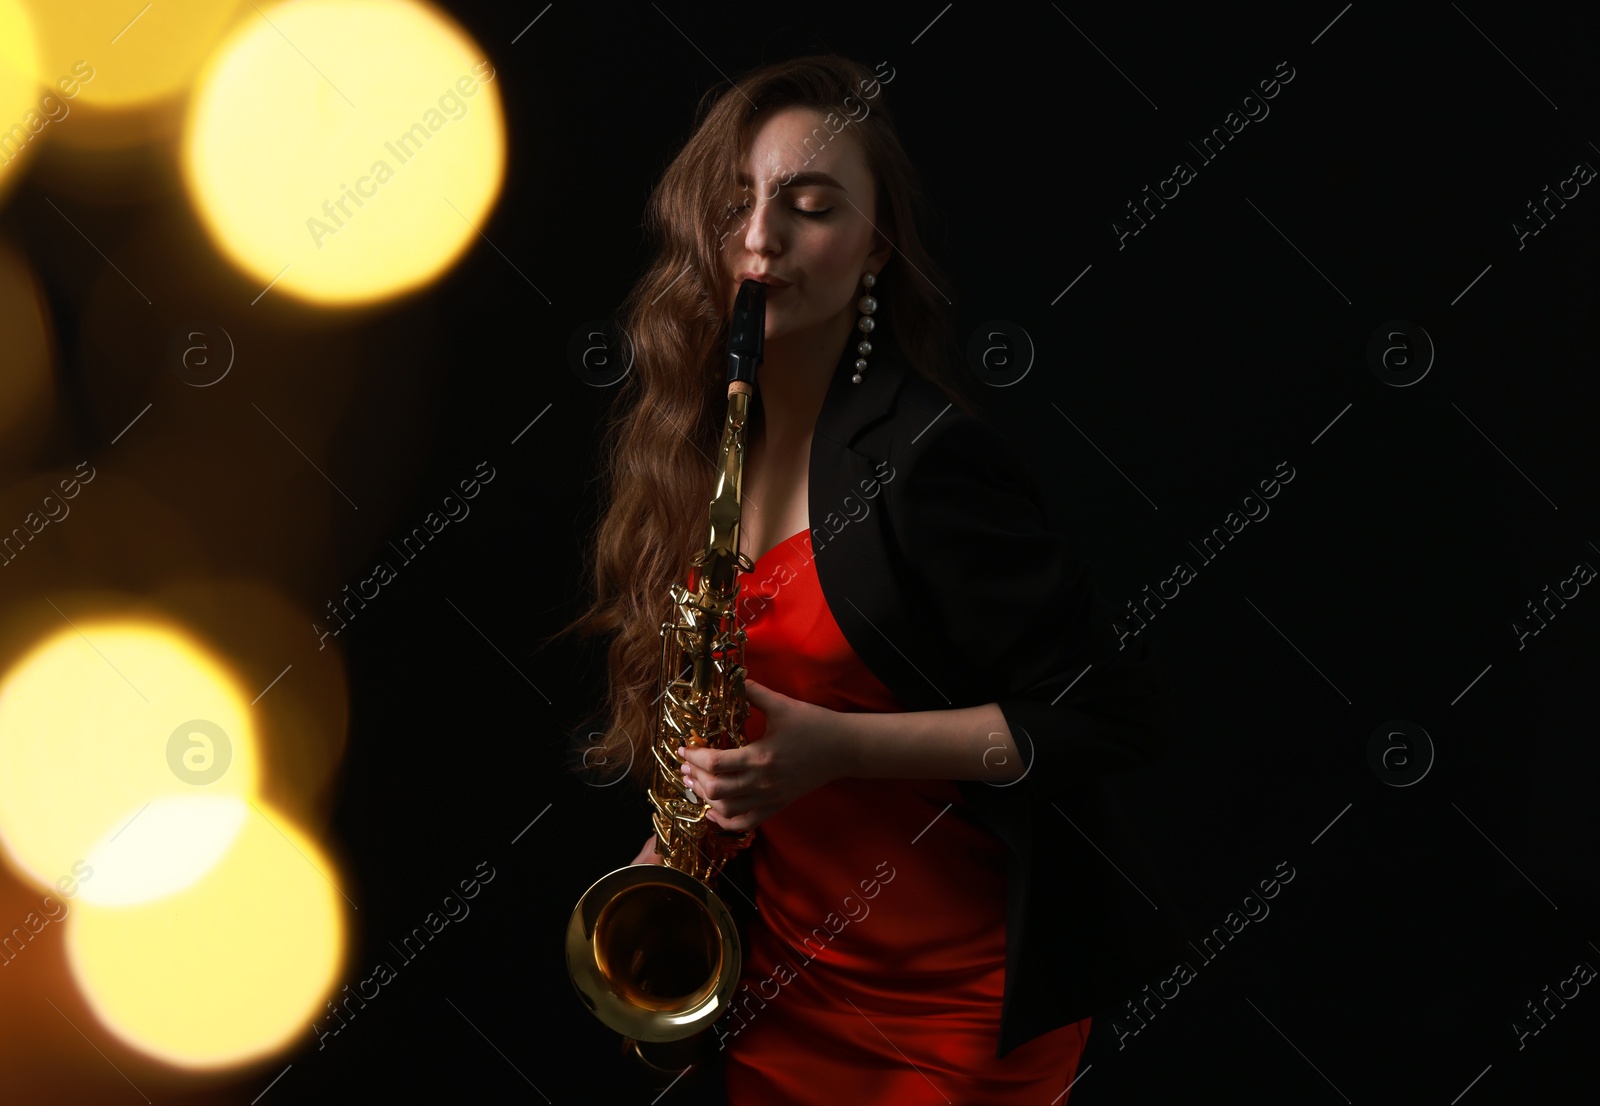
{"left": 719, "top": 528, "right": 1090, "bottom": 1105}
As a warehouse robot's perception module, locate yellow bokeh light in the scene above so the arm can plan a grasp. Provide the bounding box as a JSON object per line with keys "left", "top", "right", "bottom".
{"left": 0, "top": 1, "right": 36, "bottom": 100}
{"left": 181, "top": 0, "right": 506, "bottom": 305}
{"left": 66, "top": 799, "right": 345, "bottom": 1068}
{"left": 19, "top": 0, "right": 249, "bottom": 107}
{"left": 0, "top": 619, "right": 259, "bottom": 894}
{"left": 0, "top": 0, "right": 41, "bottom": 195}
{"left": 79, "top": 794, "right": 248, "bottom": 906}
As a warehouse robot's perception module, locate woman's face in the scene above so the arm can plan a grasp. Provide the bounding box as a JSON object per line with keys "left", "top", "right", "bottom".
{"left": 721, "top": 106, "right": 890, "bottom": 345}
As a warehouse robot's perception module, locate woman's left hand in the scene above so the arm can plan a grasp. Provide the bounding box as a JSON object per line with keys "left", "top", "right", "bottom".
{"left": 678, "top": 678, "right": 848, "bottom": 832}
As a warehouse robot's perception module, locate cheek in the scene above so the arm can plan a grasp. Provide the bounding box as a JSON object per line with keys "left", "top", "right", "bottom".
{"left": 800, "top": 236, "right": 870, "bottom": 303}
{"left": 808, "top": 233, "right": 865, "bottom": 277}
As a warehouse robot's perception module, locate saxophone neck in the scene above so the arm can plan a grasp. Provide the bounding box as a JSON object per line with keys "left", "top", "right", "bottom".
{"left": 698, "top": 386, "right": 754, "bottom": 594}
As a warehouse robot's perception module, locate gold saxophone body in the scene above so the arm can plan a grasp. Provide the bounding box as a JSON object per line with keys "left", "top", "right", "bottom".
{"left": 566, "top": 279, "right": 767, "bottom": 1075}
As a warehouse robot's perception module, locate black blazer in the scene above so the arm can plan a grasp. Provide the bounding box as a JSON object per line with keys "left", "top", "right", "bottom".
{"left": 712, "top": 339, "right": 1192, "bottom": 1061}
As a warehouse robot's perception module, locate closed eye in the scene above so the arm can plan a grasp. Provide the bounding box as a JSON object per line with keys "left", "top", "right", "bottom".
{"left": 726, "top": 201, "right": 832, "bottom": 219}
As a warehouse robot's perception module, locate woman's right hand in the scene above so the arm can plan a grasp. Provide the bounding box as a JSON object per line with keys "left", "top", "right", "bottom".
{"left": 631, "top": 833, "right": 664, "bottom": 866}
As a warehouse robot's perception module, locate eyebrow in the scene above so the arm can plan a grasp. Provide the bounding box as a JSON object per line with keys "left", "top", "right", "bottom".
{"left": 734, "top": 170, "right": 846, "bottom": 191}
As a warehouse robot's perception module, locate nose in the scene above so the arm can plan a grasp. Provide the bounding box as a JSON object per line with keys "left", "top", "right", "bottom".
{"left": 740, "top": 194, "right": 782, "bottom": 259}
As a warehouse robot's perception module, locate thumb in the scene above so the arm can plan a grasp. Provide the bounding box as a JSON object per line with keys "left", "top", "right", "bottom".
{"left": 742, "top": 677, "right": 779, "bottom": 721}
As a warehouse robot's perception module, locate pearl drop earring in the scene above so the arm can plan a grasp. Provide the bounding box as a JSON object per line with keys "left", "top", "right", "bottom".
{"left": 853, "top": 271, "right": 877, "bottom": 384}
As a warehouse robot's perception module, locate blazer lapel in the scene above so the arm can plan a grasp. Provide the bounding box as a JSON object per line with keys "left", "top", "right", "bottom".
{"left": 812, "top": 339, "right": 902, "bottom": 451}
{"left": 807, "top": 349, "right": 954, "bottom": 714}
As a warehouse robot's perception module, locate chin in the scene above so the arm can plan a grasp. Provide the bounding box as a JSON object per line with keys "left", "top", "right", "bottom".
{"left": 763, "top": 319, "right": 806, "bottom": 342}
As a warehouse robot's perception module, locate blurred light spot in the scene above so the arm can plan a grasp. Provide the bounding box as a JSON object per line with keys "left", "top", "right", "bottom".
{"left": 0, "top": 620, "right": 259, "bottom": 892}
{"left": 66, "top": 800, "right": 345, "bottom": 1068}
{"left": 21, "top": 0, "right": 248, "bottom": 108}
{"left": 79, "top": 795, "right": 248, "bottom": 906}
{"left": 0, "top": 0, "right": 42, "bottom": 196}
{"left": 181, "top": 0, "right": 506, "bottom": 305}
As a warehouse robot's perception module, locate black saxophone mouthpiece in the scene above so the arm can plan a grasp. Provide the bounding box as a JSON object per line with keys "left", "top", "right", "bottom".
{"left": 728, "top": 278, "right": 766, "bottom": 386}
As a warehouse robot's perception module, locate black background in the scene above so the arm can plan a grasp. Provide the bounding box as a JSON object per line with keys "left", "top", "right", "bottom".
{"left": 2, "top": 3, "right": 1597, "bottom": 1104}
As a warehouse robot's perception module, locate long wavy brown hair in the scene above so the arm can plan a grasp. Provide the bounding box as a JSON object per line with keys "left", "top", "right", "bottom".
{"left": 549, "top": 53, "right": 981, "bottom": 791}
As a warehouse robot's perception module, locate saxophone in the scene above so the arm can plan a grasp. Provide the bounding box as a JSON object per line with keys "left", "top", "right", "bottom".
{"left": 566, "top": 278, "right": 767, "bottom": 1076}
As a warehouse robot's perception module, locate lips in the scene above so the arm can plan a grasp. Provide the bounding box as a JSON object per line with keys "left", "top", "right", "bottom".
{"left": 739, "top": 271, "right": 792, "bottom": 288}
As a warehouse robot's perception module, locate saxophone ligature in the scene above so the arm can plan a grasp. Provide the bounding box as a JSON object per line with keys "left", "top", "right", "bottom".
{"left": 565, "top": 278, "right": 767, "bottom": 1075}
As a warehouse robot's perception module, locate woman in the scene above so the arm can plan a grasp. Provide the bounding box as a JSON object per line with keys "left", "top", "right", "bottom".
{"left": 560, "top": 54, "right": 1183, "bottom": 1105}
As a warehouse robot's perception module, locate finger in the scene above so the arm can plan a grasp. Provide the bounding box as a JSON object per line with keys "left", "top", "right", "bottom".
{"left": 713, "top": 806, "right": 760, "bottom": 833}
{"left": 708, "top": 804, "right": 744, "bottom": 829}
{"left": 679, "top": 745, "right": 722, "bottom": 771}
{"left": 742, "top": 679, "right": 777, "bottom": 712}
{"left": 689, "top": 770, "right": 743, "bottom": 801}
{"left": 705, "top": 745, "right": 753, "bottom": 774}
{"left": 684, "top": 768, "right": 726, "bottom": 803}
{"left": 683, "top": 748, "right": 750, "bottom": 782}
{"left": 694, "top": 762, "right": 752, "bottom": 803}
{"left": 710, "top": 791, "right": 756, "bottom": 818}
